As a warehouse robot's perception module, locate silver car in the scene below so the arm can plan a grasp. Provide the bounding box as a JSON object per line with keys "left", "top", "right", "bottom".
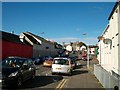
{"left": 51, "top": 57, "right": 73, "bottom": 76}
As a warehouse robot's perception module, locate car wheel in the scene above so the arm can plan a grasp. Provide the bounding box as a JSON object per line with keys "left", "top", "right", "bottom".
{"left": 32, "top": 71, "right": 36, "bottom": 79}
{"left": 16, "top": 77, "right": 22, "bottom": 88}
{"left": 68, "top": 70, "right": 72, "bottom": 76}
{"left": 52, "top": 72, "right": 55, "bottom": 75}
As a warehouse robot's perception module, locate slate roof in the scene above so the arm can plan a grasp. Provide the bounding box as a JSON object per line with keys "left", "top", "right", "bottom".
{"left": 108, "top": 1, "right": 120, "bottom": 20}
{"left": 1, "top": 31, "right": 30, "bottom": 45}
{"left": 24, "top": 32, "right": 50, "bottom": 43}
{"left": 23, "top": 32, "right": 41, "bottom": 45}
{"left": 23, "top": 32, "right": 63, "bottom": 49}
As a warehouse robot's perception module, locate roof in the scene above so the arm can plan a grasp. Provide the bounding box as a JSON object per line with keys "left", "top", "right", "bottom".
{"left": 25, "top": 32, "right": 47, "bottom": 42}
{"left": 23, "top": 32, "right": 63, "bottom": 48}
{"left": 23, "top": 32, "right": 41, "bottom": 45}
{"left": 1, "top": 31, "right": 31, "bottom": 46}
{"left": 108, "top": 1, "right": 120, "bottom": 20}
{"left": 89, "top": 45, "right": 98, "bottom": 48}
{"left": 54, "top": 57, "right": 70, "bottom": 60}
{"left": 23, "top": 32, "right": 55, "bottom": 45}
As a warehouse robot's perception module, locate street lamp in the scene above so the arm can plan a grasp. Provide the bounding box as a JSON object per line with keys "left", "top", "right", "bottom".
{"left": 82, "top": 33, "right": 90, "bottom": 69}
{"left": 87, "top": 44, "right": 90, "bottom": 68}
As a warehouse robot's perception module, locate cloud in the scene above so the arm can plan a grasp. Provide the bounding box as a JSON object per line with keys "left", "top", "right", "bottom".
{"left": 52, "top": 37, "right": 80, "bottom": 44}
{"left": 82, "top": 37, "right": 98, "bottom": 45}
{"left": 51, "top": 37, "right": 98, "bottom": 45}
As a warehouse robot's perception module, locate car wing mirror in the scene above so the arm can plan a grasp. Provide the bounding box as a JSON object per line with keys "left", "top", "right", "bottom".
{"left": 22, "top": 64, "right": 29, "bottom": 69}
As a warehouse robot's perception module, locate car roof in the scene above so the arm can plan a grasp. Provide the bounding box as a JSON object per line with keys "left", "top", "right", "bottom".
{"left": 7, "top": 56, "right": 28, "bottom": 60}
{"left": 54, "top": 57, "right": 70, "bottom": 60}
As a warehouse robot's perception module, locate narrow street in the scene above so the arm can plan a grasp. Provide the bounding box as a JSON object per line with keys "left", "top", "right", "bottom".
{"left": 3, "top": 58, "right": 104, "bottom": 90}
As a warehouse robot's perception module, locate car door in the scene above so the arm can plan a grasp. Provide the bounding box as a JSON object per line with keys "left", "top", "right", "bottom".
{"left": 27, "top": 59, "right": 35, "bottom": 78}
{"left": 21, "top": 59, "right": 30, "bottom": 81}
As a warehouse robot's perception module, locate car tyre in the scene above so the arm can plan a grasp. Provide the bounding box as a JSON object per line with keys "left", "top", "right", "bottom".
{"left": 68, "top": 70, "right": 72, "bottom": 76}
{"left": 52, "top": 72, "right": 55, "bottom": 75}
{"left": 32, "top": 71, "right": 36, "bottom": 79}
{"left": 16, "top": 77, "right": 22, "bottom": 88}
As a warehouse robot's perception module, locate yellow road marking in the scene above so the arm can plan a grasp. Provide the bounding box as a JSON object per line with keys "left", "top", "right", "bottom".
{"left": 56, "top": 79, "right": 65, "bottom": 89}
{"left": 55, "top": 79, "right": 68, "bottom": 90}
{"left": 59, "top": 79, "right": 67, "bottom": 89}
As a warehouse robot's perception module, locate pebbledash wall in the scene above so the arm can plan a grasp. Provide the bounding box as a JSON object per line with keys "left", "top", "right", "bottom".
{"left": 94, "top": 1, "right": 120, "bottom": 89}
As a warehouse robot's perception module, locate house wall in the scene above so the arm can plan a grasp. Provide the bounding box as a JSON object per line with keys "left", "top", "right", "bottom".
{"left": 89, "top": 48, "right": 95, "bottom": 55}
{"left": 2, "top": 40, "right": 33, "bottom": 59}
{"left": 66, "top": 45, "right": 72, "bottom": 51}
{"left": 94, "top": 2, "right": 120, "bottom": 89}
{"left": 101, "top": 27, "right": 112, "bottom": 72}
{"left": 0, "top": 40, "right": 2, "bottom": 60}
{"left": 110, "top": 6, "right": 119, "bottom": 75}
{"left": 118, "top": 4, "right": 120, "bottom": 75}
{"left": 33, "top": 42, "right": 59, "bottom": 57}
{"left": 98, "top": 4, "right": 120, "bottom": 75}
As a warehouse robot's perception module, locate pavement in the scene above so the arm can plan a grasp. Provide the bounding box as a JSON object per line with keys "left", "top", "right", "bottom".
{"left": 62, "top": 57, "right": 104, "bottom": 89}
{"left": 89, "top": 57, "right": 99, "bottom": 73}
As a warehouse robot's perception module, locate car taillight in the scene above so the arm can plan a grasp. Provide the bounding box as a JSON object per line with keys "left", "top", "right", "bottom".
{"left": 68, "top": 60, "right": 71, "bottom": 65}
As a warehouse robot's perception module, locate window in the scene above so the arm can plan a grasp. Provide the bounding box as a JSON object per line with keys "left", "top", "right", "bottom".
{"left": 53, "top": 59, "right": 69, "bottom": 65}
{"left": 28, "top": 59, "right": 33, "bottom": 65}
{"left": 116, "top": 33, "right": 119, "bottom": 36}
{"left": 46, "top": 47, "right": 49, "bottom": 49}
{"left": 115, "top": 9, "right": 118, "bottom": 13}
{"left": 112, "top": 16, "right": 113, "bottom": 19}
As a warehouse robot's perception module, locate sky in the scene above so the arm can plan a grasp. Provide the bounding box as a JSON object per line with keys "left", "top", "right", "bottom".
{"left": 2, "top": 2, "right": 115, "bottom": 45}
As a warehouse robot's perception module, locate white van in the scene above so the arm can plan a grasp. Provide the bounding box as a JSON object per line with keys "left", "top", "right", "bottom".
{"left": 51, "top": 57, "right": 73, "bottom": 75}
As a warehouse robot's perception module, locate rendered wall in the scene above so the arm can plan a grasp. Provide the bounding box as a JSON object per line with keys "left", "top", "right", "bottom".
{"left": 33, "top": 43, "right": 59, "bottom": 57}
{"left": 2, "top": 40, "right": 33, "bottom": 59}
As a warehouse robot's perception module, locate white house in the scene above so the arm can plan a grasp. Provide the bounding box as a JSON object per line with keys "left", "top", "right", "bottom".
{"left": 80, "top": 45, "right": 86, "bottom": 50}
{"left": 65, "top": 44, "right": 72, "bottom": 52}
{"left": 20, "top": 32, "right": 62, "bottom": 57}
{"left": 95, "top": 1, "right": 120, "bottom": 89}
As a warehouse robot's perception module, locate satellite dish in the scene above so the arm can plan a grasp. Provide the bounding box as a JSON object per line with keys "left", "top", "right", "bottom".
{"left": 103, "top": 38, "right": 112, "bottom": 44}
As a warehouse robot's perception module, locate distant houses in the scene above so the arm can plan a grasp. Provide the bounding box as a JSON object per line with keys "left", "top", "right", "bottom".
{"left": 64, "top": 41, "right": 98, "bottom": 57}
{"left": 64, "top": 42, "right": 87, "bottom": 52}
{"left": 1, "top": 31, "right": 63, "bottom": 59}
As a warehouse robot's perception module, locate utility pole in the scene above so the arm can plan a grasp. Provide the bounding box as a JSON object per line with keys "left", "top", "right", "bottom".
{"left": 82, "top": 33, "right": 89, "bottom": 69}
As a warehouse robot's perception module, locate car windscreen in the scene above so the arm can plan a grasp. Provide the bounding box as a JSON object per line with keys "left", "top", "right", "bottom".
{"left": 53, "top": 59, "right": 69, "bottom": 65}
{"left": 2, "top": 58, "right": 25, "bottom": 68}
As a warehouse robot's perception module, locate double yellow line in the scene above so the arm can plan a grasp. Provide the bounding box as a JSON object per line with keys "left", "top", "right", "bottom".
{"left": 55, "top": 79, "right": 68, "bottom": 90}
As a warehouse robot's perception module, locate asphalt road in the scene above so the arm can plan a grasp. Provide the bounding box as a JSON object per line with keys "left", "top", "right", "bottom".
{"left": 2, "top": 59, "right": 103, "bottom": 90}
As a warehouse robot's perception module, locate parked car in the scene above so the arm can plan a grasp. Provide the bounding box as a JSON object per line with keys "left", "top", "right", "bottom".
{"left": 43, "top": 56, "right": 53, "bottom": 67}
{"left": 82, "top": 53, "right": 87, "bottom": 61}
{"left": 69, "top": 56, "right": 77, "bottom": 69}
{"left": 1, "top": 56, "right": 36, "bottom": 88}
{"left": 51, "top": 57, "right": 73, "bottom": 76}
{"left": 32, "top": 57, "right": 44, "bottom": 65}
{"left": 71, "top": 59, "right": 77, "bottom": 69}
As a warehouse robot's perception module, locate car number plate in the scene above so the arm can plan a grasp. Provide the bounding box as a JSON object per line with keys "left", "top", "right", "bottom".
{"left": 56, "top": 68, "right": 61, "bottom": 70}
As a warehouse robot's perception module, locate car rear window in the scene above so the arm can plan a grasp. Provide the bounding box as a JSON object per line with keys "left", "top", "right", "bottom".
{"left": 53, "top": 59, "right": 69, "bottom": 65}
{"left": 2, "top": 58, "right": 24, "bottom": 68}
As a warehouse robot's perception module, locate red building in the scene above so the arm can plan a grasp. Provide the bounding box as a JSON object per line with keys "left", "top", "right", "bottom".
{"left": 0, "top": 31, "right": 33, "bottom": 59}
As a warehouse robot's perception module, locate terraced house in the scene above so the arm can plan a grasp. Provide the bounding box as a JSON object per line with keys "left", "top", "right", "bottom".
{"left": 20, "top": 32, "right": 63, "bottom": 58}
{"left": 95, "top": 1, "right": 120, "bottom": 89}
